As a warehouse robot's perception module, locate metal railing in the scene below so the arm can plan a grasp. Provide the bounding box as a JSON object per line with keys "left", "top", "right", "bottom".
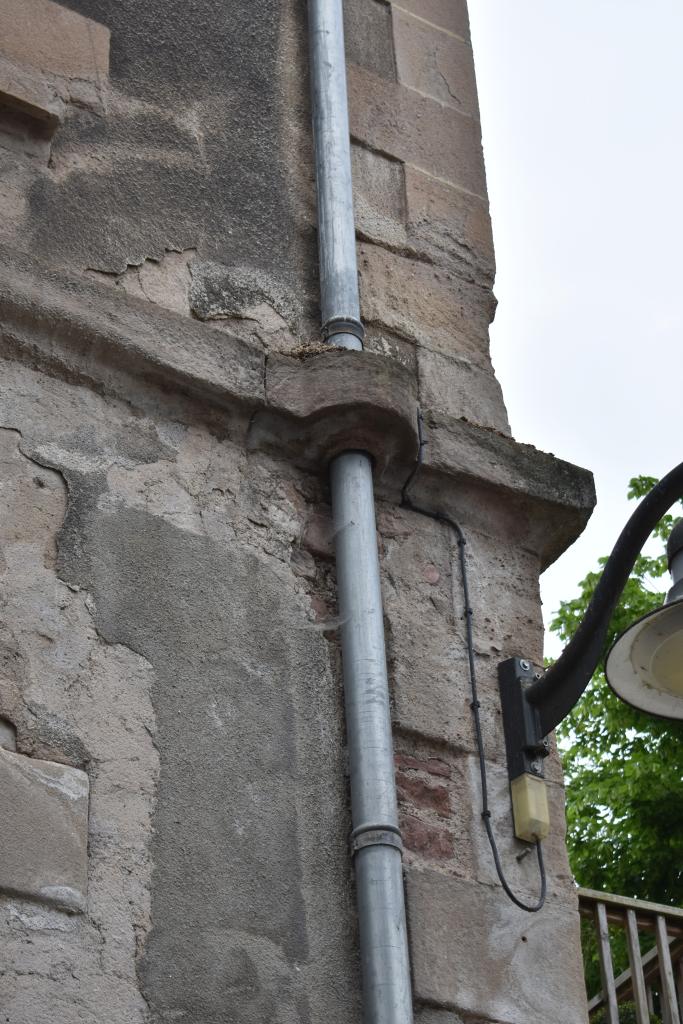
{"left": 579, "top": 888, "right": 683, "bottom": 1023}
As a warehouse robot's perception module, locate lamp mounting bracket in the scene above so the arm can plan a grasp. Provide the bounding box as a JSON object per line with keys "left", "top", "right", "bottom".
{"left": 498, "top": 657, "right": 551, "bottom": 783}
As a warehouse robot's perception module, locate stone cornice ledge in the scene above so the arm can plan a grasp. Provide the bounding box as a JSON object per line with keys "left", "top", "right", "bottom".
{"left": 0, "top": 254, "right": 419, "bottom": 481}
{"left": 0, "top": 252, "right": 594, "bottom": 565}
{"left": 410, "top": 411, "right": 595, "bottom": 570}
{"left": 0, "top": 251, "right": 264, "bottom": 415}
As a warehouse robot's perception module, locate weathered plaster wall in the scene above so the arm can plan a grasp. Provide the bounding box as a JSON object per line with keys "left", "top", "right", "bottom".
{"left": 0, "top": 0, "right": 594, "bottom": 1022}
{"left": 0, "top": 362, "right": 360, "bottom": 1023}
{"left": 0, "top": 343, "right": 591, "bottom": 1024}
{"left": 0, "top": 0, "right": 315, "bottom": 349}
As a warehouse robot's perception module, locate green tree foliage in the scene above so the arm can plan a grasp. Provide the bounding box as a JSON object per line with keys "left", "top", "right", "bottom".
{"left": 592, "top": 1002, "right": 660, "bottom": 1024}
{"left": 550, "top": 476, "right": 683, "bottom": 996}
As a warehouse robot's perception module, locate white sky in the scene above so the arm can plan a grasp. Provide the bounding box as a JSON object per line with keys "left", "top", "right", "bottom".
{"left": 468, "top": 1, "right": 683, "bottom": 657}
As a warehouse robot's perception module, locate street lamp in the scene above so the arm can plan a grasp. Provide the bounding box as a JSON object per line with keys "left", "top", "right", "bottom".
{"left": 499, "top": 463, "right": 683, "bottom": 843}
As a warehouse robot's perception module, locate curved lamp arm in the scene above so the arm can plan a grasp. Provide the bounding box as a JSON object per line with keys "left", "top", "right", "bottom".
{"left": 527, "top": 461, "right": 683, "bottom": 737}
{"left": 499, "top": 463, "right": 683, "bottom": 841}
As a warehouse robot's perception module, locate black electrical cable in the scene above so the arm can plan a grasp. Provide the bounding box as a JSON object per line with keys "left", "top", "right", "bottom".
{"left": 400, "top": 410, "right": 547, "bottom": 913}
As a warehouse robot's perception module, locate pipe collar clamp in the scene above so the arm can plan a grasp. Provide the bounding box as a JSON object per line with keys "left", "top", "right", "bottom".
{"left": 351, "top": 823, "right": 403, "bottom": 856}
{"left": 322, "top": 316, "right": 365, "bottom": 343}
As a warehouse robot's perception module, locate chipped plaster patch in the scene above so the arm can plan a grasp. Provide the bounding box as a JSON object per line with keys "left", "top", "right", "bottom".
{"left": 86, "top": 247, "right": 196, "bottom": 318}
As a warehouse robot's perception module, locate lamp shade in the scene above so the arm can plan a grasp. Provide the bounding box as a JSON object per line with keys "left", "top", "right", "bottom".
{"left": 605, "top": 599, "right": 683, "bottom": 720}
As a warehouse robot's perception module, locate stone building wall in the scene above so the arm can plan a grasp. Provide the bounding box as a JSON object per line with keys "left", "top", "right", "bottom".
{"left": 0, "top": 1, "right": 594, "bottom": 1022}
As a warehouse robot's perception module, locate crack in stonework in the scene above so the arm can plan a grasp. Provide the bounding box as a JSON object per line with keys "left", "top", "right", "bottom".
{"left": 433, "top": 52, "right": 462, "bottom": 108}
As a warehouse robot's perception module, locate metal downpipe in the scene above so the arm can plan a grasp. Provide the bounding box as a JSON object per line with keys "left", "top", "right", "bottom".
{"left": 330, "top": 453, "right": 413, "bottom": 1023}
{"left": 308, "top": 2, "right": 413, "bottom": 1022}
{"left": 308, "top": 0, "right": 363, "bottom": 352}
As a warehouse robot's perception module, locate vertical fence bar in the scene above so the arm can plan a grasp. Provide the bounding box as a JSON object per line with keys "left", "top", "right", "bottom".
{"left": 656, "top": 915, "right": 681, "bottom": 1024}
{"left": 578, "top": 877, "right": 683, "bottom": 1021}
{"left": 662, "top": 988, "right": 673, "bottom": 1024}
{"left": 625, "top": 908, "right": 651, "bottom": 1024}
{"left": 595, "top": 902, "right": 620, "bottom": 1024}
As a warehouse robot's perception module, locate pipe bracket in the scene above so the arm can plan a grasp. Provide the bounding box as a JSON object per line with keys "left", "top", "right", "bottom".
{"left": 351, "top": 825, "right": 404, "bottom": 856}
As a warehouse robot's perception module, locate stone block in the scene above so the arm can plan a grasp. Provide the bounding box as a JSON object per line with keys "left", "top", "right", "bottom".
{"left": 380, "top": 501, "right": 563, "bottom": 773}
{"left": 413, "top": 413, "right": 596, "bottom": 571}
{"left": 462, "top": 756, "right": 574, "bottom": 894}
{"left": 0, "top": 56, "right": 65, "bottom": 126}
{"left": 358, "top": 242, "right": 495, "bottom": 365}
{"left": 364, "top": 324, "right": 417, "bottom": 373}
{"left": 393, "top": 0, "right": 471, "bottom": 41}
{"left": 0, "top": 0, "right": 109, "bottom": 118}
{"left": 348, "top": 64, "right": 487, "bottom": 198}
{"left": 456, "top": 524, "right": 545, "bottom": 662}
{"left": 407, "top": 869, "right": 589, "bottom": 1023}
{"left": 352, "top": 143, "right": 407, "bottom": 249}
{"left": 302, "top": 510, "right": 335, "bottom": 560}
{"left": 380, "top": 509, "right": 500, "bottom": 758}
{"left": 396, "top": 745, "right": 571, "bottom": 882}
{"left": 393, "top": 8, "right": 479, "bottom": 116}
{"left": 391, "top": 641, "right": 492, "bottom": 754}
{"left": 417, "top": 347, "right": 510, "bottom": 434}
{"left": 404, "top": 164, "right": 495, "bottom": 280}
{"left": 344, "top": 0, "right": 396, "bottom": 80}
{"left": 0, "top": 0, "right": 109, "bottom": 84}
{"left": 0, "top": 748, "right": 89, "bottom": 912}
